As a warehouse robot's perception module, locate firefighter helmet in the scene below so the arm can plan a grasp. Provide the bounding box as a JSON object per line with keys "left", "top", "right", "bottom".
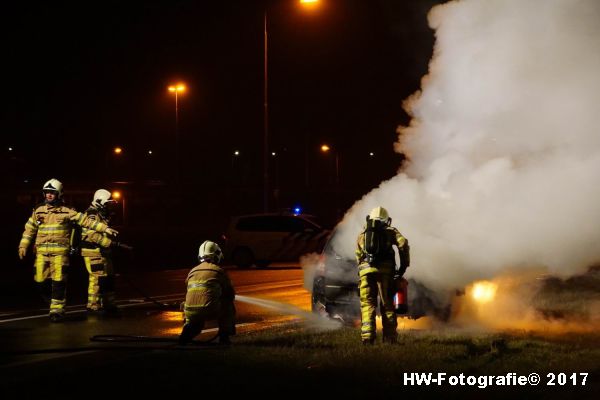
{"left": 42, "top": 179, "right": 63, "bottom": 198}
{"left": 368, "top": 206, "right": 390, "bottom": 224}
{"left": 198, "top": 240, "right": 223, "bottom": 264}
{"left": 92, "top": 189, "right": 116, "bottom": 208}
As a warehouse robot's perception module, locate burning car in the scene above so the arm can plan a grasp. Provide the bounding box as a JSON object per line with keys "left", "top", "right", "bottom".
{"left": 311, "top": 231, "right": 454, "bottom": 324}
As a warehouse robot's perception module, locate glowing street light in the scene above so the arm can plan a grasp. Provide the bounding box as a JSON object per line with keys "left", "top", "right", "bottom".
{"left": 168, "top": 83, "right": 186, "bottom": 184}
{"left": 321, "top": 143, "right": 341, "bottom": 218}
{"left": 113, "top": 147, "right": 123, "bottom": 155}
{"left": 111, "top": 191, "right": 126, "bottom": 225}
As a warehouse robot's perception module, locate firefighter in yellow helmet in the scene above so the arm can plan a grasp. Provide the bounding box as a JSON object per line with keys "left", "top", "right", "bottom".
{"left": 80, "top": 189, "right": 127, "bottom": 313}
{"left": 18, "top": 179, "right": 119, "bottom": 322}
{"left": 179, "top": 240, "right": 236, "bottom": 345}
{"left": 355, "top": 206, "right": 410, "bottom": 344}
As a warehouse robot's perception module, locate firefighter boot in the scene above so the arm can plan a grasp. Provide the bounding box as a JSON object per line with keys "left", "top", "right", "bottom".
{"left": 49, "top": 311, "right": 65, "bottom": 323}
{"left": 179, "top": 323, "right": 199, "bottom": 345}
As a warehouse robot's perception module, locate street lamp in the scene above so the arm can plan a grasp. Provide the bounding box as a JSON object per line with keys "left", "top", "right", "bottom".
{"left": 320, "top": 144, "right": 339, "bottom": 186}
{"left": 263, "top": 0, "right": 320, "bottom": 212}
{"left": 320, "top": 143, "right": 341, "bottom": 218}
{"left": 111, "top": 190, "right": 125, "bottom": 225}
{"left": 168, "top": 83, "right": 186, "bottom": 184}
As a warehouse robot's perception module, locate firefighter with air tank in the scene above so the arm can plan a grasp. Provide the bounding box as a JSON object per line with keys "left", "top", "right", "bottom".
{"left": 18, "top": 179, "right": 119, "bottom": 322}
{"left": 355, "top": 206, "right": 410, "bottom": 345}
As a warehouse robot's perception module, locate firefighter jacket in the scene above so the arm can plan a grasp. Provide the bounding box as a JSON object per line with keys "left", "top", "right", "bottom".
{"left": 80, "top": 207, "right": 113, "bottom": 257}
{"left": 355, "top": 226, "right": 410, "bottom": 277}
{"left": 19, "top": 203, "right": 111, "bottom": 256}
{"left": 184, "top": 262, "right": 235, "bottom": 312}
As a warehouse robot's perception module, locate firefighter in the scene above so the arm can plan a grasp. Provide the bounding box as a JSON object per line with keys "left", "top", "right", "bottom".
{"left": 18, "top": 179, "right": 119, "bottom": 322}
{"left": 80, "top": 189, "right": 124, "bottom": 313}
{"left": 355, "top": 206, "right": 410, "bottom": 345}
{"left": 179, "top": 240, "right": 236, "bottom": 345}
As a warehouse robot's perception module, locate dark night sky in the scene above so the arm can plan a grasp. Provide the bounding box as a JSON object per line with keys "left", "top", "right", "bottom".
{"left": 2, "top": 0, "right": 443, "bottom": 212}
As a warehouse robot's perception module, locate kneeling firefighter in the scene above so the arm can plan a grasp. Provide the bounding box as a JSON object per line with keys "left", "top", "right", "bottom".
{"left": 179, "top": 241, "right": 236, "bottom": 345}
{"left": 355, "top": 206, "right": 410, "bottom": 344}
{"left": 79, "top": 189, "right": 130, "bottom": 313}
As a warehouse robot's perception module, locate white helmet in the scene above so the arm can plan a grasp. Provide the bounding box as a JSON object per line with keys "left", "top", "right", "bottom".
{"left": 198, "top": 240, "right": 223, "bottom": 264}
{"left": 369, "top": 206, "right": 390, "bottom": 223}
{"left": 92, "top": 189, "right": 116, "bottom": 208}
{"left": 42, "top": 178, "right": 63, "bottom": 198}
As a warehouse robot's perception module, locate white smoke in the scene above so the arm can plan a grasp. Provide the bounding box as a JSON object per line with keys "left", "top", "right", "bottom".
{"left": 336, "top": 0, "right": 600, "bottom": 292}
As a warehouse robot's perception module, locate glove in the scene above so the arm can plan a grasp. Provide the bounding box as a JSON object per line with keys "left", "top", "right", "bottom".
{"left": 18, "top": 247, "right": 27, "bottom": 260}
{"left": 105, "top": 227, "right": 119, "bottom": 237}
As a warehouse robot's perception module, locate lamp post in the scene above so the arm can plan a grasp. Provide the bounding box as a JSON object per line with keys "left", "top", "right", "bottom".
{"left": 106, "top": 147, "right": 123, "bottom": 181}
{"left": 263, "top": 0, "right": 320, "bottom": 212}
{"left": 111, "top": 190, "right": 125, "bottom": 226}
{"left": 320, "top": 143, "right": 340, "bottom": 218}
{"left": 263, "top": 11, "right": 269, "bottom": 213}
{"left": 320, "top": 144, "right": 339, "bottom": 186}
{"left": 168, "top": 83, "right": 186, "bottom": 184}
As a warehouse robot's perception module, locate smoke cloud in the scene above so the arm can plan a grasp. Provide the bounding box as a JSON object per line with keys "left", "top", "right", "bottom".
{"left": 335, "top": 0, "right": 600, "bottom": 293}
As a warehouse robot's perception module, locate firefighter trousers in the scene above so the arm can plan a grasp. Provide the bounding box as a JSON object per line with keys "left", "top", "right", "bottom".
{"left": 180, "top": 300, "right": 236, "bottom": 342}
{"left": 83, "top": 255, "right": 115, "bottom": 310}
{"left": 359, "top": 271, "right": 397, "bottom": 342}
{"left": 34, "top": 253, "right": 69, "bottom": 315}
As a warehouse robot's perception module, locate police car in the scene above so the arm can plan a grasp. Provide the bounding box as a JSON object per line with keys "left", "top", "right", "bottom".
{"left": 222, "top": 212, "right": 330, "bottom": 268}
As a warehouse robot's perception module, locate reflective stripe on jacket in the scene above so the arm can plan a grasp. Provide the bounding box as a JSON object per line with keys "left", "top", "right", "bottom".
{"left": 80, "top": 207, "right": 113, "bottom": 257}
{"left": 19, "top": 203, "right": 110, "bottom": 255}
{"left": 184, "top": 262, "right": 235, "bottom": 310}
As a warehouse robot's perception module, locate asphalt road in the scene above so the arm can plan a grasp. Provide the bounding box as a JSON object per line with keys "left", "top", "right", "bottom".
{"left": 0, "top": 263, "right": 310, "bottom": 367}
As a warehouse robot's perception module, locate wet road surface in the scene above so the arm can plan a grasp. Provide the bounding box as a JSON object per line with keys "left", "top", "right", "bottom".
{"left": 0, "top": 263, "right": 311, "bottom": 367}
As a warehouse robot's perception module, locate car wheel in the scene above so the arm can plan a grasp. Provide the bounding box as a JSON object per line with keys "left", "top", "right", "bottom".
{"left": 232, "top": 247, "right": 254, "bottom": 269}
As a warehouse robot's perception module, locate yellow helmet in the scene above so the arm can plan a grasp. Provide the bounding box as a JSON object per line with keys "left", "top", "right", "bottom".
{"left": 198, "top": 240, "right": 223, "bottom": 264}
{"left": 92, "top": 189, "right": 116, "bottom": 208}
{"left": 42, "top": 178, "right": 63, "bottom": 198}
{"left": 369, "top": 206, "right": 389, "bottom": 222}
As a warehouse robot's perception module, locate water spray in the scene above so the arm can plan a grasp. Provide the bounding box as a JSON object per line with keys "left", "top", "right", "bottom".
{"left": 235, "top": 294, "right": 342, "bottom": 331}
